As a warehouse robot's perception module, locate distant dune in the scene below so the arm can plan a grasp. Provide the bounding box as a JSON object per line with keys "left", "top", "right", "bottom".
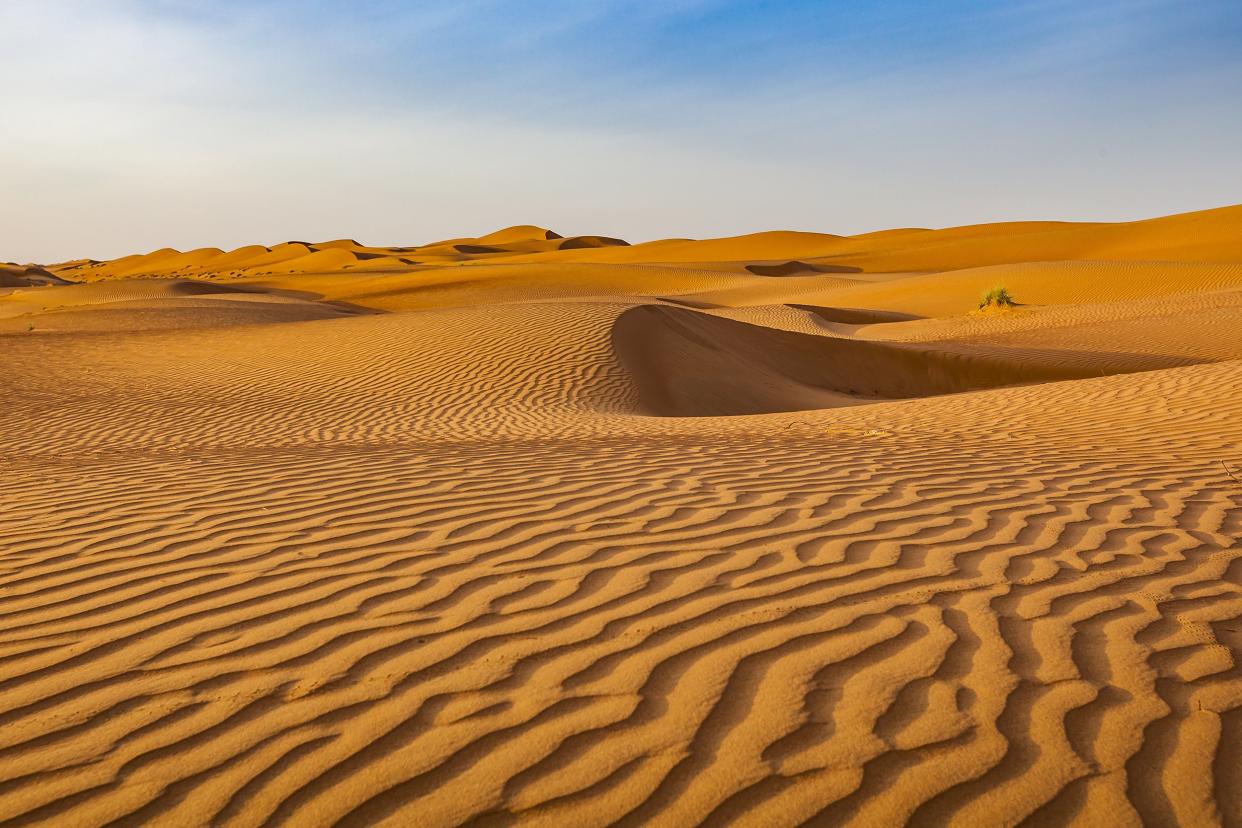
{"left": 0, "top": 263, "right": 69, "bottom": 287}
{"left": 2, "top": 205, "right": 1240, "bottom": 826}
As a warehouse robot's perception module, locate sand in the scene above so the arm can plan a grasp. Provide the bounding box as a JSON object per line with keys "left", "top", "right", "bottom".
{"left": 2, "top": 206, "right": 1240, "bottom": 826}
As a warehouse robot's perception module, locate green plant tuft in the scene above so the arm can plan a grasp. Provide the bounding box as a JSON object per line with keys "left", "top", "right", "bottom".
{"left": 978, "top": 285, "right": 1016, "bottom": 310}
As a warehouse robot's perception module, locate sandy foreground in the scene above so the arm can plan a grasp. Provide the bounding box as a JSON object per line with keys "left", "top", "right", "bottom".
{"left": 2, "top": 207, "right": 1241, "bottom": 826}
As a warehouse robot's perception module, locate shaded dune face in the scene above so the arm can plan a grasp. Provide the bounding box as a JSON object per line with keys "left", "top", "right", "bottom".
{"left": 746, "top": 261, "right": 863, "bottom": 276}
{"left": 559, "top": 235, "right": 631, "bottom": 250}
{"left": 0, "top": 264, "right": 69, "bottom": 287}
{"left": 791, "top": 304, "right": 919, "bottom": 325}
{"left": 453, "top": 244, "right": 509, "bottom": 255}
{"left": 611, "top": 304, "right": 1190, "bottom": 416}
{"left": 0, "top": 278, "right": 381, "bottom": 335}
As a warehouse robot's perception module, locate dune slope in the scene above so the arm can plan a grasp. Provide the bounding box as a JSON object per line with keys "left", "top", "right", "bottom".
{"left": 611, "top": 304, "right": 1190, "bottom": 416}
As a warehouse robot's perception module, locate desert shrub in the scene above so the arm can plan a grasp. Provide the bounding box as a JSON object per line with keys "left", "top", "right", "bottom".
{"left": 978, "top": 285, "right": 1016, "bottom": 309}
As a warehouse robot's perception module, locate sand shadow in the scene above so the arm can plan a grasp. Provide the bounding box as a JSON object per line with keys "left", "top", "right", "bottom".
{"left": 611, "top": 304, "right": 1199, "bottom": 416}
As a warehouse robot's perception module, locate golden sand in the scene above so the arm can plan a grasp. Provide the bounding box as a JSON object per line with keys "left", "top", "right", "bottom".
{"left": 2, "top": 206, "right": 1240, "bottom": 825}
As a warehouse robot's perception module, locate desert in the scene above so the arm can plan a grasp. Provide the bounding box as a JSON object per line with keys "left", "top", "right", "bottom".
{"left": 2, "top": 206, "right": 1241, "bottom": 825}
{"left": 6, "top": 0, "right": 1242, "bottom": 823}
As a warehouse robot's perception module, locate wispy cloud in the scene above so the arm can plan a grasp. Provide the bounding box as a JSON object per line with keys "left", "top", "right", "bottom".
{"left": 2, "top": 0, "right": 1239, "bottom": 262}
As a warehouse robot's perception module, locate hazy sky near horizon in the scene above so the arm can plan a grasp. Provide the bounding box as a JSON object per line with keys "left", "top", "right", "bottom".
{"left": 4, "top": 0, "right": 1241, "bottom": 262}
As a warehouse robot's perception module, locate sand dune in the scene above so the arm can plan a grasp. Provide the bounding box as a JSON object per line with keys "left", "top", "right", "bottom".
{"left": 611, "top": 304, "right": 1185, "bottom": 416}
{"left": 560, "top": 236, "right": 631, "bottom": 251}
{"left": 0, "top": 264, "right": 69, "bottom": 287}
{"left": 476, "top": 225, "right": 564, "bottom": 244}
{"left": 2, "top": 205, "right": 1240, "bottom": 826}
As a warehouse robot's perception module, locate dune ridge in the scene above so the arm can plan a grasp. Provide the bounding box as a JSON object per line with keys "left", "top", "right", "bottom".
{"left": 1, "top": 204, "right": 1240, "bottom": 826}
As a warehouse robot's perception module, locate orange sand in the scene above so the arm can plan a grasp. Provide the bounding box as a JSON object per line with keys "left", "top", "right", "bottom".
{"left": 2, "top": 206, "right": 1241, "bottom": 825}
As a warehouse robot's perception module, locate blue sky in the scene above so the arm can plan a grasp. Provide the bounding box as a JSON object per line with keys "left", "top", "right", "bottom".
{"left": 3, "top": 0, "right": 1241, "bottom": 261}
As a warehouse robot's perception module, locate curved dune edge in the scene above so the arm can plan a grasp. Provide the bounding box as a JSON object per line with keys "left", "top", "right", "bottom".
{"left": 610, "top": 304, "right": 1191, "bottom": 416}
{"left": 1, "top": 206, "right": 1240, "bottom": 826}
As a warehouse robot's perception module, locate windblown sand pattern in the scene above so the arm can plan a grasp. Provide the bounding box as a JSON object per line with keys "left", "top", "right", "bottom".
{"left": 2, "top": 206, "right": 1241, "bottom": 825}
